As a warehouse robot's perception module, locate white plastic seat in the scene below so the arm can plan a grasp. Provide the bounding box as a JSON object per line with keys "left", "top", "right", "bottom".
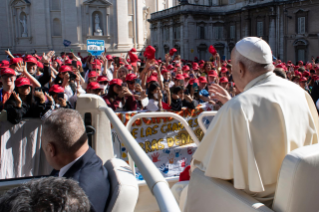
{"left": 183, "top": 143, "right": 319, "bottom": 212}
{"left": 104, "top": 158, "right": 139, "bottom": 212}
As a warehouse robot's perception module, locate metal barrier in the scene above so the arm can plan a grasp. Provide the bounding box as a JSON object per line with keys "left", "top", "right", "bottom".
{"left": 99, "top": 106, "right": 181, "bottom": 212}
{"left": 197, "top": 111, "right": 218, "bottom": 133}
{"left": 125, "top": 112, "right": 200, "bottom": 175}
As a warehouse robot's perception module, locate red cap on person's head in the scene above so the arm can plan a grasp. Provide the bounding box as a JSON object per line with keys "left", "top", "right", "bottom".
{"left": 208, "top": 70, "right": 218, "bottom": 77}
{"left": 208, "top": 45, "right": 217, "bottom": 55}
{"left": 110, "top": 79, "right": 123, "bottom": 86}
{"left": 65, "top": 59, "right": 72, "bottom": 65}
{"left": 174, "top": 74, "right": 184, "bottom": 80}
{"left": 1, "top": 60, "right": 10, "bottom": 66}
{"left": 92, "top": 64, "right": 101, "bottom": 70}
{"left": 175, "top": 63, "right": 181, "bottom": 68}
{"left": 87, "top": 82, "right": 103, "bottom": 90}
{"left": 88, "top": 71, "right": 98, "bottom": 78}
{"left": 54, "top": 59, "right": 62, "bottom": 66}
{"left": 147, "top": 76, "right": 158, "bottom": 83}
{"left": 91, "top": 59, "right": 102, "bottom": 66}
{"left": 125, "top": 73, "right": 137, "bottom": 82}
{"left": 130, "top": 48, "right": 137, "bottom": 52}
{"left": 106, "top": 55, "right": 113, "bottom": 61}
{"left": 10, "top": 58, "right": 22, "bottom": 65}
{"left": 59, "top": 65, "right": 72, "bottom": 73}
{"left": 227, "top": 60, "right": 231, "bottom": 63}
{"left": 24, "top": 56, "right": 37, "bottom": 64}
{"left": 161, "top": 69, "right": 169, "bottom": 75}
{"left": 129, "top": 52, "right": 139, "bottom": 67}
{"left": 182, "top": 65, "right": 190, "bottom": 72}
{"left": 303, "top": 71, "right": 310, "bottom": 77}
{"left": 298, "top": 61, "right": 304, "bottom": 65}
{"left": 37, "top": 61, "right": 44, "bottom": 69}
{"left": 167, "top": 65, "right": 174, "bottom": 70}
{"left": 76, "top": 61, "right": 82, "bottom": 67}
{"left": 125, "top": 64, "right": 132, "bottom": 70}
{"left": 288, "top": 60, "right": 292, "bottom": 63}
{"left": 300, "top": 77, "right": 307, "bottom": 82}
{"left": 276, "top": 64, "right": 284, "bottom": 69}
{"left": 192, "top": 63, "right": 199, "bottom": 70}
{"left": 15, "top": 77, "right": 31, "bottom": 87}
{"left": 221, "top": 67, "right": 227, "bottom": 73}
{"left": 198, "top": 76, "right": 207, "bottom": 84}
{"left": 183, "top": 73, "right": 190, "bottom": 79}
{"left": 189, "top": 78, "right": 199, "bottom": 85}
{"left": 199, "top": 64, "right": 204, "bottom": 69}
{"left": 169, "top": 48, "right": 177, "bottom": 56}
{"left": 97, "top": 75, "right": 108, "bottom": 82}
{"left": 143, "top": 45, "right": 156, "bottom": 60}
{"left": 220, "top": 77, "right": 229, "bottom": 83}
{"left": 199, "top": 60, "right": 205, "bottom": 64}
{"left": 49, "top": 84, "right": 65, "bottom": 93}
{"left": 1, "top": 68, "right": 16, "bottom": 76}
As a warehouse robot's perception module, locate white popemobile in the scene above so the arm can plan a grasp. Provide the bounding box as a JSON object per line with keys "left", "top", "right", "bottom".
{"left": 0, "top": 94, "right": 319, "bottom": 212}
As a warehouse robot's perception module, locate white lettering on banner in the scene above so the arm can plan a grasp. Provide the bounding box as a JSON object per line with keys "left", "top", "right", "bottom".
{"left": 112, "top": 107, "right": 206, "bottom": 180}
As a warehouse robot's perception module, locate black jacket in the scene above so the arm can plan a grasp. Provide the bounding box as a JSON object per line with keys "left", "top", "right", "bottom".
{"left": 4, "top": 94, "right": 47, "bottom": 124}
{"left": 35, "top": 65, "right": 51, "bottom": 87}
{"left": 311, "top": 80, "right": 319, "bottom": 113}
{"left": 170, "top": 98, "right": 195, "bottom": 111}
{"left": 51, "top": 147, "right": 110, "bottom": 212}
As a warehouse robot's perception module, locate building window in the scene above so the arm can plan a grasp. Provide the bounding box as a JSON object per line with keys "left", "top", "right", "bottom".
{"left": 174, "top": 26, "right": 180, "bottom": 40}
{"left": 164, "top": 45, "right": 170, "bottom": 54}
{"left": 257, "top": 22, "right": 263, "bottom": 37}
{"left": 128, "top": 0, "right": 133, "bottom": 15}
{"left": 128, "top": 21, "right": 133, "bottom": 38}
{"left": 153, "top": 29, "right": 157, "bottom": 42}
{"left": 208, "top": 0, "right": 213, "bottom": 6}
{"left": 229, "top": 0, "right": 236, "bottom": 4}
{"left": 298, "top": 17, "right": 305, "bottom": 34}
{"left": 297, "top": 49, "right": 305, "bottom": 62}
{"left": 52, "top": 18, "right": 62, "bottom": 36}
{"left": 230, "top": 25, "right": 235, "bottom": 39}
{"left": 214, "top": 26, "right": 223, "bottom": 40}
{"left": 51, "top": 0, "right": 61, "bottom": 10}
{"left": 199, "top": 26, "right": 205, "bottom": 39}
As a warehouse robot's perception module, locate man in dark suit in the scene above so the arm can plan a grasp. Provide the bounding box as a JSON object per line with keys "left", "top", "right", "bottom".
{"left": 42, "top": 109, "right": 110, "bottom": 212}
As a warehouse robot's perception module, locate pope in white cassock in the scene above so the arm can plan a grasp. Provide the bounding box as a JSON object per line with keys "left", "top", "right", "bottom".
{"left": 173, "top": 37, "right": 319, "bottom": 211}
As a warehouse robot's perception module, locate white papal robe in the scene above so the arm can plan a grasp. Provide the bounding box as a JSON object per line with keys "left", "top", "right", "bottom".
{"left": 189, "top": 71, "right": 319, "bottom": 205}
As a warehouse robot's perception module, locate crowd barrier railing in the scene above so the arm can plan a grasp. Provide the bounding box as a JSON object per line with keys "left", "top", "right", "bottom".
{"left": 197, "top": 111, "right": 218, "bottom": 133}
{"left": 125, "top": 112, "right": 200, "bottom": 175}
{"left": 99, "top": 106, "right": 181, "bottom": 212}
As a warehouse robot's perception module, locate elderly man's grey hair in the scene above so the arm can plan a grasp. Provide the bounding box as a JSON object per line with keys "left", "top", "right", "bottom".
{"left": 234, "top": 48, "right": 274, "bottom": 73}
{"left": 42, "top": 109, "right": 88, "bottom": 153}
{"left": 0, "top": 177, "right": 91, "bottom": 212}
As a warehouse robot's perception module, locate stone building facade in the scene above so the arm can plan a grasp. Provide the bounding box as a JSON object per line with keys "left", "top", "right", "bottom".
{"left": 149, "top": 0, "right": 319, "bottom": 64}
{"left": 0, "top": 0, "right": 178, "bottom": 57}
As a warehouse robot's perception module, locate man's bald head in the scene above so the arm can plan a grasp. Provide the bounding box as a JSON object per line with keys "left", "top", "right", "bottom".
{"left": 43, "top": 109, "right": 88, "bottom": 154}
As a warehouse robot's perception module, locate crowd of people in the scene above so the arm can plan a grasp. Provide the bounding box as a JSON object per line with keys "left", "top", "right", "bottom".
{"left": 1, "top": 45, "right": 319, "bottom": 124}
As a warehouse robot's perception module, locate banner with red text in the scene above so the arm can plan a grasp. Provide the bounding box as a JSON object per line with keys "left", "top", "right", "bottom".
{"left": 112, "top": 107, "right": 206, "bottom": 179}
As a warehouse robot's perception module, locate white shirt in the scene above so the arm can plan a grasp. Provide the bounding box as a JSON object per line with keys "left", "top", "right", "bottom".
{"left": 59, "top": 154, "right": 84, "bottom": 177}
{"left": 146, "top": 99, "right": 159, "bottom": 111}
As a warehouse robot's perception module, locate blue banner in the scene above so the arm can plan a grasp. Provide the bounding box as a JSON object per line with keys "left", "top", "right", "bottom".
{"left": 63, "top": 40, "right": 72, "bottom": 47}
{"left": 87, "top": 39, "right": 105, "bottom": 56}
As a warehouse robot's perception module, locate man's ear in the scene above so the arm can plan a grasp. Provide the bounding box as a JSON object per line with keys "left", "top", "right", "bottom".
{"left": 47, "top": 142, "right": 57, "bottom": 157}
{"left": 238, "top": 61, "right": 246, "bottom": 78}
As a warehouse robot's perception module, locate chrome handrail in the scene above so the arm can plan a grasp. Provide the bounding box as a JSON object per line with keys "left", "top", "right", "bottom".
{"left": 99, "top": 106, "right": 181, "bottom": 212}
{"left": 197, "top": 111, "right": 218, "bottom": 133}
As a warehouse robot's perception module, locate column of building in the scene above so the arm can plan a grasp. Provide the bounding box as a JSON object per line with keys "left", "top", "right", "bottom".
{"left": 158, "top": 21, "right": 163, "bottom": 57}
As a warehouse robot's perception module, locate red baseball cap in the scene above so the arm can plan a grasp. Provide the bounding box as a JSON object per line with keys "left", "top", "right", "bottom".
{"left": 189, "top": 78, "right": 199, "bottom": 85}
{"left": 88, "top": 71, "right": 98, "bottom": 78}
{"left": 129, "top": 52, "right": 139, "bottom": 67}
{"left": 125, "top": 64, "right": 133, "bottom": 70}
{"left": 59, "top": 65, "right": 72, "bottom": 73}
{"left": 199, "top": 64, "right": 204, "bottom": 69}
{"left": 161, "top": 69, "right": 169, "bottom": 74}
{"left": 24, "top": 56, "right": 37, "bottom": 64}
{"left": 1, "top": 60, "right": 10, "bottom": 66}
{"left": 106, "top": 55, "right": 113, "bottom": 61}
{"left": 125, "top": 73, "right": 137, "bottom": 82}
{"left": 97, "top": 76, "right": 109, "bottom": 82}
{"left": 49, "top": 84, "right": 65, "bottom": 93}
{"left": 130, "top": 48, "right": 137, "bottom": 52}
{"left": 174, "top": 74, "right": 184, "bottom": 80}
{"left": 110, "top": 79, "right": 123, "bottom": 86}
{"left": 76, "top": 61, "right": 82, "bottom": 67}
{"left": 220, "top": 77, "right": 229, "bottom": 83}
{"left": 167, "top": 65, "right": 174, "bottom": 70}
{"left": 87, "top": 82, "right": 103, "bottom": 90}
{"left": 208, "top": 70, "right": 218, "bottom": 77}
{"left": 147, "top": 76, "right": 158, "bottom": 83}
{"left": 1, "top": 68, "right": 16, "bottom": 76}
{"left": 10, "top": 58, "right": 22, "bottom": 65}
{"left": 15, "top": 77, "right": 31, "bottom": 87}
{"left": 65, "top": 59, "right": 72, "bottom": 65}
{"left": 302, "top": 71, "right": 310, "bottom": 77}
{"left": 192, "top": 63, "right": 199, "bottom": 70}
{"left": 175, "top": 63, "right": 181, "bottom": 68}
{"left": 92, "top": 64, "right": 101, "bottom": 70}
{"left": 221, "top": 68, "right": 227, "bottom": 73}
{"left": 54, "top": 59, "right": 62, "bottom": 66}
{"left": 182, "top": 65, "right": 190, "bottom": 72}
{"left": 298, "top": 61, "right": 304, "bottom": 65}
{"left": 183, "top": 73, "right": 190, "bottom": 79}
{"left": 143, "top": 45, "right": 156, "bottom": 60}
{"left": 299, "top": 77, "right": 307, "bottom": 82}
{"left": 37, "top": 61, "right": 44, "bottom": 69}
{"left": 198, "top": 76, "right": 207, "bottom": 84}
{"left": 91, "top": 59, "right": 102, "bottom": 66}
